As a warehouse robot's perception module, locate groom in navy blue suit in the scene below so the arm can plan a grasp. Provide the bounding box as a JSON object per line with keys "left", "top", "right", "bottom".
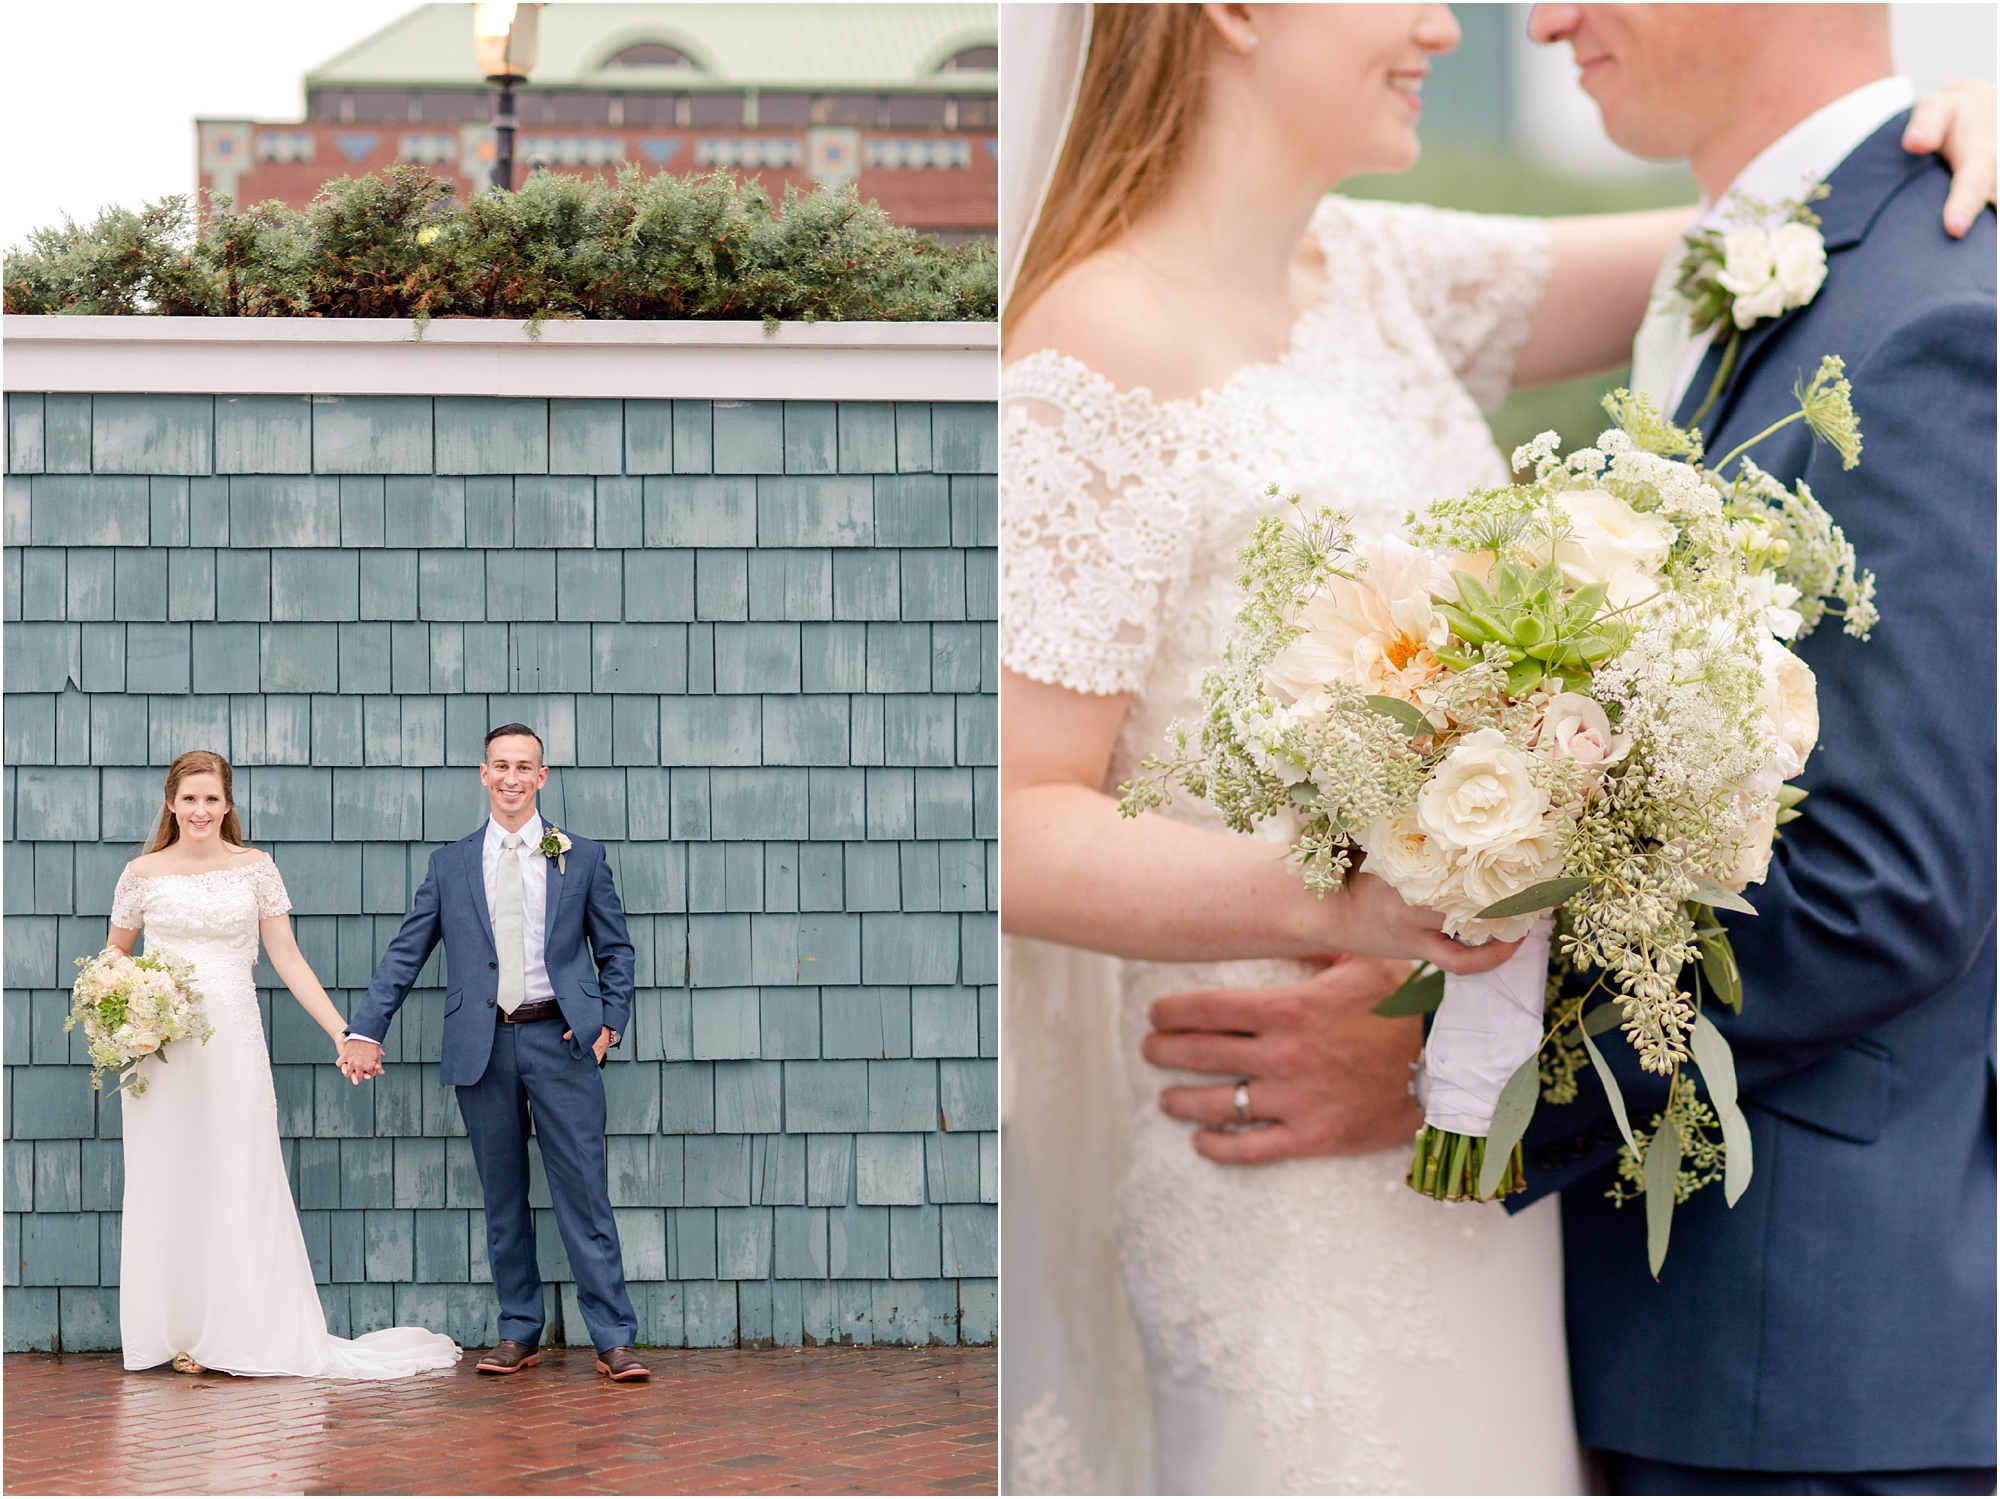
{"left": 343, "top": 723, "right": 647, "bottom": 1380}
{"left": 1521, "top": 7, "right": 1994, "bottom": 1494}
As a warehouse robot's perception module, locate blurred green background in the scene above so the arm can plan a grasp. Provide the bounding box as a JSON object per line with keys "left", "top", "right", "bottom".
{"left": 1344, "top": 4, "right": 1699, "bottom": 471}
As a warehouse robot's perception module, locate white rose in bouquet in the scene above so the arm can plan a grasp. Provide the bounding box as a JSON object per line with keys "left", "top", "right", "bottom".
{"left": 1416, "top": 728, "right": 1547, "bottom": 853}
{"left": 1542, "top": 489, "right": 1677, "bottom": 611}
{"left": 1756, "top": 637, "right": 1819, "bottom": 776}
{"left": 1357, "top": 808, "right": 1452, "bottom": 907}
{"left": 1726, "top": 795, "right": 1782, "bottom": 891}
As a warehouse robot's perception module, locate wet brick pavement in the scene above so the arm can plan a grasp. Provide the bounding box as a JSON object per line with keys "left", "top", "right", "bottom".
{"left": 2, "top": 1345, "right": 996, "bottom": 1495}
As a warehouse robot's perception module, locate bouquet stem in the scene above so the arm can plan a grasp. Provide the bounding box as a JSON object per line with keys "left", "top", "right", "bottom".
{"left": 1406, "top": 1123, "right": 1524, "bottom": 1202}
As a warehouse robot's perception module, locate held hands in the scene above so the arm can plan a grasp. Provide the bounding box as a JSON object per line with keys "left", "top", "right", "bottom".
{"left": 1143, "top": 955, "right": 1424, "bottom": 1165}
{"left": 1904, "top": 77, "right": 1997, "bottom": 239}
{"left": 563, "top": 1026, "right": 616, "bottom": 1065}
{"left": 337, "top": 1036, "right": 384, "bottom": 1084}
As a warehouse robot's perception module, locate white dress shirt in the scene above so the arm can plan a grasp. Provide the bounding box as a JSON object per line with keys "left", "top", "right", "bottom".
{"left": 1657, "top": 75, "right": 1917, "bottom": 414}
{"left": 484, "top": 812, "right": 556, "bottom": 1007}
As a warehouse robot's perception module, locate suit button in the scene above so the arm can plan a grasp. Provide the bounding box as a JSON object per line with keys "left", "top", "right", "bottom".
{"left": 487, "top": 997, "right": 495, "bottom": 1007}
{"left": 489, "top": 961, "right": 497, "bottom": 970}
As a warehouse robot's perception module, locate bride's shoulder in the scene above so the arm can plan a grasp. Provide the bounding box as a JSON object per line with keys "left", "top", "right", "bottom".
{"left": 1004, "top": 255, "right": 1208, "bottom": 407}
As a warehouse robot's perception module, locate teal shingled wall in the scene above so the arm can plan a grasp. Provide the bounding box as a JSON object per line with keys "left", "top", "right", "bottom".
{"left": 1, "top": 390, "right": 998, "bottom": 1353}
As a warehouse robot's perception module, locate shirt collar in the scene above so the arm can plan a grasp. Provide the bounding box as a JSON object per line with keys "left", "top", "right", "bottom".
{"left": 1697, "top": 75, "right": 1917, "bottom": 229}
{"left": 487, "top": 812, "right": 543, "bottom": 850}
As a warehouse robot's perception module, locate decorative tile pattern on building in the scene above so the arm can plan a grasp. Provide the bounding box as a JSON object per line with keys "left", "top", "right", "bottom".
{"left": 0, "top": 390, "right": 999, "bottom": 1355}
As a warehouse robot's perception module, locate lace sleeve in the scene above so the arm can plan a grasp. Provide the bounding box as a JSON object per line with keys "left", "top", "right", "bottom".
{"left": 1000, "top": 357, "right": 1199, "bottom": 697}
{"left": 109, "top": 867, "right": 145, "bottom": 930}
{"left": 250, "top": 857, "right": 293, "bottom": 920}
{"left": 1337, "top": 197, "right": 1555, "bottom": 413}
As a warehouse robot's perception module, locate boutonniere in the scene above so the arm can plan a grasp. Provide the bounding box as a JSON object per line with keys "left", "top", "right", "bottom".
{"left": 1676, "top": 183, "right": 1829, "bottom": 427}
{"left": 538, "top": 824, "right": 571, "bottom": 874}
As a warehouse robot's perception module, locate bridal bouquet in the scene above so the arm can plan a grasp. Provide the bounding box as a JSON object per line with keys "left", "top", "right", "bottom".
{"left": 66, "top": 947, "right": 213, "bottom": 1096}
{"left": 1120, "top": 361, "right": 1873, "bottom": 1273}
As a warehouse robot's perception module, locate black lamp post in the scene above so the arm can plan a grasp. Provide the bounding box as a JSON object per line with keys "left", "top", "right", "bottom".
{"left": 473, "top": 3, "right": 540, "bottom": 192}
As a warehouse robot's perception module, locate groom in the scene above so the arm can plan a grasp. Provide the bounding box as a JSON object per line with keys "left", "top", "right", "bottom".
{"left": 1507, "top": 7, "right": 1994, "bottom": 1494}
{"left": 342, "top": 723, "right": 648, "bottom": 1381}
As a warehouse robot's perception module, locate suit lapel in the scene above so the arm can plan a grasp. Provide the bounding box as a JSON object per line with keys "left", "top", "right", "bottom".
{"left": 1676, "top": 111, "right": 1931, "bottom": 446}
{"left": 543, "top": 831, "right": 565, "bottom": 934}
{"left": 463, "top": 829, "right": 497, "bottom": 950}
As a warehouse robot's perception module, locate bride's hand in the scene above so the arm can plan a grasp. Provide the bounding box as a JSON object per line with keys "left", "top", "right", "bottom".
{"left": 1330, "top": 873, "right": 1524, "bottom": 975}
{"left": 1142, "top": 955, "right": 1422, "bottom": 1165}
{"left": 1904, "top": 77, "right": 1997, "bottom": 239}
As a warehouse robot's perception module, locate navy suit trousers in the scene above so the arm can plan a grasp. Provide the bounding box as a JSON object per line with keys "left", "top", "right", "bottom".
{"left": 455, "top": 1018, "right": 638, "bottom": 1352}
{"left": 1605, "top": 1452, "right": 1998, "bottom": 1496}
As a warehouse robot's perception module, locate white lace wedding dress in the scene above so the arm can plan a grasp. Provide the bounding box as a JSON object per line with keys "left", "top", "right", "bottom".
{"left": 1002, "top": 197, "right": 1583, "bottom": 1495}
{"left": 111, "top": 859, "right": 460, "bottom": 1379}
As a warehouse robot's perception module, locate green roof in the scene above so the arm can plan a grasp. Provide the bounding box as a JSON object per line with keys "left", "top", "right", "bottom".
{"left": 306, "top": 3, "right": 997, "bottom": 94}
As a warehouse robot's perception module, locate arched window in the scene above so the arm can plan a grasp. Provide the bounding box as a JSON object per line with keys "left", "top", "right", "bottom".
{"left": 604, "top": 43, "right": 698, "bottom": 70}
{"left": 936, "top": 45, "right": 997, "bottom": 72}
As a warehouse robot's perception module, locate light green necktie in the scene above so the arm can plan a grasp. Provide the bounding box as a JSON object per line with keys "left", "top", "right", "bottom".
{"left": 1629, "top": 243, "right": 1698, "bottom": 415}
{"left": 496, "top": 832, "right": 526, "bottom": 1015}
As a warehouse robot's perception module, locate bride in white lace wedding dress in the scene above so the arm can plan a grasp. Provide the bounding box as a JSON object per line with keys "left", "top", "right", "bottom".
{"left": 108, "top": 753, "right": 458, "bottom": 1380}
{"left": 1007, "top": 190, "right": 1577, "bottom": 1494}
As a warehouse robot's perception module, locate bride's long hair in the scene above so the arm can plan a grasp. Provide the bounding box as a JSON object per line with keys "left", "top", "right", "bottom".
{"left": 146, "top": 751, "right": 247, "bottom": 853}
{"left": 1003, "top": 4, "right": 1211, "bottom": 340}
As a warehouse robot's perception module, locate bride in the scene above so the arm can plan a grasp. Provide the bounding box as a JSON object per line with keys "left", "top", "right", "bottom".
{"left": 998, "top": 5, "right": 1994, "bottom": 1492}
{"left": 107, "top": 751, "right": 459, "bottom": 1379}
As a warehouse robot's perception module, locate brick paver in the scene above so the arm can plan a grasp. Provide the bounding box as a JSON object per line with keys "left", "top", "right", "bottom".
{"left": 3, "top": 1346, "right": 996, "bottom": 1496}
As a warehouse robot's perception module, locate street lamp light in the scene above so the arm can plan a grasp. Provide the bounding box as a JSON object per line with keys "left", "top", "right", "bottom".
{"left": 474, "top": 2, "right": 541, "bottom": 191}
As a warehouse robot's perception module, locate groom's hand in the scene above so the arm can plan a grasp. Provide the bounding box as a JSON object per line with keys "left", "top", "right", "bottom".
{"left": 1142, "top": 955, "right": 1423, "bottom": 1165}
{"left": 563, "top": 1026, "right": 615, "bottom": 1065}
{"left": 339, "top": 1038, "right": 384, "bottom": 1084}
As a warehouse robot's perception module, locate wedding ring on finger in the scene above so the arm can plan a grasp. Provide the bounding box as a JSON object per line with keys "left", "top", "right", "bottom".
{"left": 1233, "top": 1080, "right": 1251, "bottom": 1121}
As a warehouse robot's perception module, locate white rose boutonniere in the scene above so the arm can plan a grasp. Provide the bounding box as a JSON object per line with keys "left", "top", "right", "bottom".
{"left": 1676, "top": 183, "right": 1830, "bottom": 427}
{"left": 538, "top": 823, "right": 571, "bottom": 873}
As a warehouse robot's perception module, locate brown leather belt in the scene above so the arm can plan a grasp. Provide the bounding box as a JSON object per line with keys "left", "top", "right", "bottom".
{"left": 499, "top": 1000, "right": 564, "bottom": 1025}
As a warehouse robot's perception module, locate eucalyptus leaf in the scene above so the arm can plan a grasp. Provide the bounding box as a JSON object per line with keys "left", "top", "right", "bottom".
{"left": 1644, "top": 1113, "right": 1681, "bottom": 1280}
{"left": 1698, "top": 928, "right": 1742, "bottom": 1013}
{"left": 1690, "top": 1014, "right": 1754, "bottom": 1206}
{"left": 1373, "top": 966, "right": 1445, "bottom": 1017}
{"left": 1476, "top": 876, "right": 1588, "bottom": 921}
{"left": 1690, "top": 877, "right": 1758, "bottom": 915}
{"left": 1580, "top": 1024, "right": 1637, "bottom": 1153}
{"left": 1364, "top": 695, "right": 1431, "bottom": 737}
{"left": 1478, "top": 1052, "right": 1543, "bottom": 1198}
{"left": 1581, "top": 1002, "right": 1624, "bottom": 1038}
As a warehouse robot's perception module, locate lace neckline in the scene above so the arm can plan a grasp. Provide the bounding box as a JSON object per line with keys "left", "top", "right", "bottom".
{"left": 1001, "top": 200, "right": 1350, "bottom": 416}
{"left": 129, "top": 860, "right": 270, "bottom": 884}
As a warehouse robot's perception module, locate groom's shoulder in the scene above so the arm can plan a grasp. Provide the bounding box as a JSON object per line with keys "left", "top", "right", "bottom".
{"left": 1834, "top": 141, "right": 1994, "bottom": 310}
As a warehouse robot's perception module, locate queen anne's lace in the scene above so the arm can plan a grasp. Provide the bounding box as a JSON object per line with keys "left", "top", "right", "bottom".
{"left": 1003, "top": 197, "right": 1580, "bottom": 1493}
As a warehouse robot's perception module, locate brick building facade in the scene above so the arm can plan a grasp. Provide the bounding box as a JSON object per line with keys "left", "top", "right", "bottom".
{"left": 198, "top": 4, "right": 997, "bottom": 239}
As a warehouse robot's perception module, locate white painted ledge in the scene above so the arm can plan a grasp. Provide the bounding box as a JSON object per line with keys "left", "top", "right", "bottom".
{"left": 2, "top": 316, "right": 999, "bottom": 402}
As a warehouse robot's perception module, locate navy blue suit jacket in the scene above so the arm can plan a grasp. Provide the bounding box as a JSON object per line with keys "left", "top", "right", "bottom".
{"left": 1515, "top": 116, "right": 1996, "bottom": 1472}
{"left": 351, "top": 822, "right": 636, "bottom": 1088}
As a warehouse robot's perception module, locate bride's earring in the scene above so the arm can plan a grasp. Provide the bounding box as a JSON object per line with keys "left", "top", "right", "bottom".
{"left": 1237, "top": 30, "right": 1258, "bottom": 53}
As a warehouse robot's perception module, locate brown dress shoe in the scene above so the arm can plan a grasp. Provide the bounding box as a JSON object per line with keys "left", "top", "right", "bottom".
{"left": 476, "top": 1339, "right": 540, "bottom": 1374}
{"left": 596, "top": 1346, "right": 650, "bottom": 1381}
